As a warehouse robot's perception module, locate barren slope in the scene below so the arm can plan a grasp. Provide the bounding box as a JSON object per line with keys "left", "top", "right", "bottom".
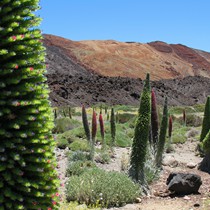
{"left": 43, "top": 34, "right": 210, "bottom": 80}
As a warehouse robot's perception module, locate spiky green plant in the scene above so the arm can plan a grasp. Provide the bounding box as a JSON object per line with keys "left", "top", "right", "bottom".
{"left": 155, "top": 97, "right": 168, "bottom": 168}
{"left": 151, "top": 88, "right": 159, "bottom": 152}
{"left": 68, "top": 107, "right": 72, "bottom": 119}
{"left": 107, "top": 111, "right": 110, "bottom": 121}
{"left": 198, "top": 129, "right": 210, "bottom": 173}
{"left": 200, "top": 96, "right": 210, "bottom": 142}
{"left": 0, "top": 0, "right": 59, "bottom": 209}
{"left": 110, "top": 107, "right": 116, "bottom": 147}
{"left": 63, "top": 109, "right": 66, "bottom": 117}
{"left": 168, "top": 115, "right": 173, "bottom": 140}
{"left": 82, "top": 105, "right": 90, "bottom": 142}
{"left": 90, "top": 109, "right": 97, "bottom": 160}
{"left": 129, "top": 73, "right": 151, "bottom": 188}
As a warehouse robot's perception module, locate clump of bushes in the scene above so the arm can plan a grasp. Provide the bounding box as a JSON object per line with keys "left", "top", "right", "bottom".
{"left": 54, "top": 118, "right": 82, "bottom": 133}
{"left": 66, "top": 168, "right": 140, "bottom": 207}
{"left": 66, "top": 160, "right": 97, "bottom": 176}
{"left": 117, "top": 113, "right": 136, "bottom": 124}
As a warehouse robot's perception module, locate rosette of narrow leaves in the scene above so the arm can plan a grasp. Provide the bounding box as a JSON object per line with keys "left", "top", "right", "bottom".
{"left": 151, "top": 88, "right": 159, "bottom": 152}
{"left": 155, "top": 97, "right": 168, "bottom": 168}
{"left": 82, "top": 105, "right": 90, "bottom": 142}
{"left": 110, "top": 107, "right": 116, "bottom": 147}
{"left": 90, "top": 110, "right": 97, "bottom": 160}
{"left": 200, "top": 96, "right": 210, "bottom": 142}
{"left": 129, "top": 73, "right": 151, "bottom": 186}
{"left": 99, "top": 111, "right": 105, "bottom": 148}
{"left": 0, "top": 0, "right": 59, "bottom": 209}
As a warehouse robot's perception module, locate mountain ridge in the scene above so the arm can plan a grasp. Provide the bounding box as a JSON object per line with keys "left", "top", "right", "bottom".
{"left": 43, "top": 34, "right": 210, "bottom": 80}
{"left": 43, "top": 34, "right": 210, "bottom": 107}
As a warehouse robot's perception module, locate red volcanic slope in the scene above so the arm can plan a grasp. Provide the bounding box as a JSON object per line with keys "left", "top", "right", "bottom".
{"left": 43, "top": 34, "right": 210, "bottom": 81}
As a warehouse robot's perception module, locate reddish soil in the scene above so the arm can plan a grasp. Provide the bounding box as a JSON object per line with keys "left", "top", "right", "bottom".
{"left": 43, "top": 34, "right": 210, "bottom": 80}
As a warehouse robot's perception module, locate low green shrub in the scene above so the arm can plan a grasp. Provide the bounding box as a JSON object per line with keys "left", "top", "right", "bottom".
{"left": 186, "top": 114, "right": 202, "bottom": 127}
{"left": 114, "top": 105, "right": 137, "bottom": 112}
{"left": 66, "top": 160, "right": 97, "bottom": 176}
{"left": 54, "top": 118, "right": 81, "bottom": 133}
{"left": 172, "top": 126, "right": 189, "bottom": 144}
{"left": 117, "top": 113, "right": 136, "bottom": 124}
{"left": 69, "top": 139, "right": 90, "bottom": 152}
{"left": 97, "top": 123, "right": 133, "bottom": 147}
{"left": 66, "top": 168, "right": 140, "bottom": 207}
{"left": 193, "top": 104, "right": 205, "bottom": 113}
{"left": 56, "top": 137, "right": 69, "bottom": 149}
{"left": 95, "top": 151, "right": 111, "bottom": 164}
{"left": 68, "top": 150, "right": 91, "bottom": 162}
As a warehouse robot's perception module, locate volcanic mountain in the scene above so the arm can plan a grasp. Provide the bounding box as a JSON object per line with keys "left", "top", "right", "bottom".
{"left": 43, "top": 34, "right": 210, "bottom": 80}
{"left": 43, "top": 34, "right": 210, "bottom": 106}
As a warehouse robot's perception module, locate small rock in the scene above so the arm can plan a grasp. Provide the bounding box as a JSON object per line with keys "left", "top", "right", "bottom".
{"left": 194, "top": 203, "right": 200, "bottom": 207}
{"left": 135, "top": 197, "right": 142, "bottom": 203}
{"left": 167, "top": 173, "right": 202, "bottom": 195}
{"left": 162, "top": 155, "right": 178, "bottom": 168}
{"left": 187, "top": 162, "right": 197, "bottom": 169}
{"left": 183, "top": 195, "right": 191, "bottom": 200}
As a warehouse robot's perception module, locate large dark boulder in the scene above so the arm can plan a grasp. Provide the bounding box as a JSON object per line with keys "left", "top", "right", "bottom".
{"left": 166, "top": 172, "right": 202, "bottom": 195}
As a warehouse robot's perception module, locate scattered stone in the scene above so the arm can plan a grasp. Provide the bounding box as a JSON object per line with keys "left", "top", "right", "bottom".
{"left": 194, "top": 203, "right": 200, "bottom": 207}
{"left": 187, "top": 162, "right": 197, "bottom": 169}
{"left": 135, "top": 197, "right": 142, "bottom": 203}
{"left": 162, "top": 155, "right": 178, "bottom": 168}
{"left": 153, "top": 189, "right": 172, "bottom": 197}
{"left": 183, "top": 195, "right": 191, "bottom": 200}
{"left": 166, "top": 172, "right": 202, "bottom": 195}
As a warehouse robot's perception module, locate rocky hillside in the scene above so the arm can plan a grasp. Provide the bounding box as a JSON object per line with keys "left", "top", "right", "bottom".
{"left": 43, "top": 34, "right": 210, "bottom": 80}
{"left": 43, "top": 34, "right": 210, "bottom": 107}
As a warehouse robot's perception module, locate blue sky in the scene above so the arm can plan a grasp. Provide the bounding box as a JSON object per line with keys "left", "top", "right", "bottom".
{"left": 38, "top": 0, "right": 210, "bottom": 52}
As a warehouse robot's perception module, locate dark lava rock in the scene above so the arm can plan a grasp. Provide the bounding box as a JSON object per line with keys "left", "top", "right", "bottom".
{"left": 166, "top": 172, "right": 202, "bottom": 195}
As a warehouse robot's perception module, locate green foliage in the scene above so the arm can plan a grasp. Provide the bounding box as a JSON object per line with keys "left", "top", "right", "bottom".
{"left": 66, "top": 168, "right": 140, "bottom": 207}
{"left": 155, "top": 97, "right": 168, "bottom": 168}
{"left": 66, "top": 126, "right": 86, "bottom": 139}
{"left": 114, "top": 105, "right": 136, "bottom": 112}
{"left": 200, "top": 96, "right": 210, "bottom": 142}
{"left": 172, "top": 126, "right": 189, "bottom": 144}
{"left": 56, "top": 137, "right": 69, "bottom": 149}
{"left": 54, "top": 117, "right": 81, "bottom": 133}
{"left": 144, "top": 158, "right": 160, "bottom": 184}
{"left": 201, "top": 130, "right": 210, "bottom": 153}
{"left": 95, "top": 150, "right": 111, "bottom": 164}
{"left": 66, "top": 160, "right": 97, "bottom": 176}
{"left": 100, "top": 123, "right": 133, "bottom": 147}
{"left": 129, "top": 73, "right": 151, "bottom": 184}
{"left": 0, "top": 1, "right": 59, "bottom": 209}
{"left": 117, "top": 113, "right": 136, "bottom": 124}
{"left": 151, "top": 88, "right": 159, "bottom": 151}
{"left": 186, "top": 114, "right": 202, "bottom": 127}
{"left": 68, "top": 151, "right": 91, "bottom": 162}
{"left": 69, "top": 139, "right": 90, "bottom": 152}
